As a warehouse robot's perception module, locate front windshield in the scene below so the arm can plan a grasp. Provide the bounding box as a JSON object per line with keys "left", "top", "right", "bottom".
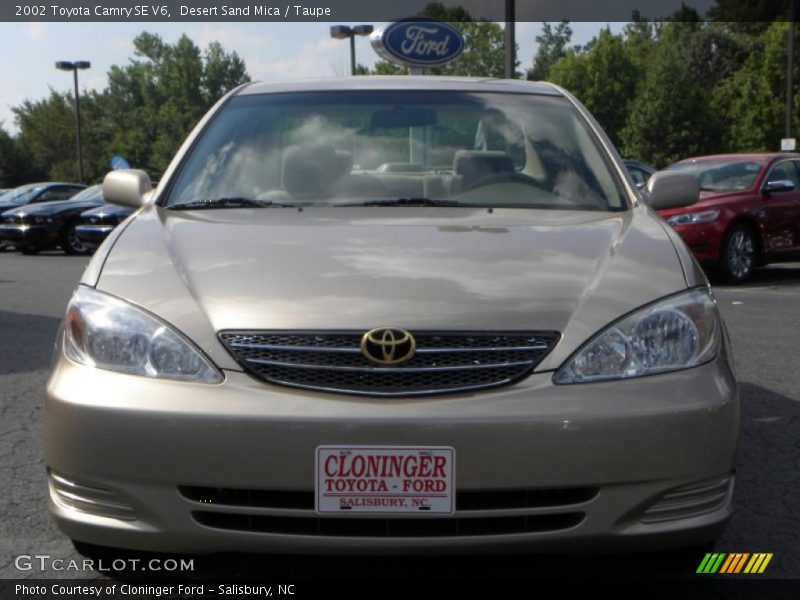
{"left": 667, "top": 159, "right": 765, "bottom": 192}
{"left": 0, "top": 185, "right": 43, "bottom": 207}
{"left": 65, "top": 184, "right": 103, "bottom": 203}
{"left": 166, "top": 91, "right": 626, "bottom": 211}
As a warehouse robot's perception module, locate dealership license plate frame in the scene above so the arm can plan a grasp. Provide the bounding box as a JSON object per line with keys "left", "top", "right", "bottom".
{"left": 315, "top": 445, "right": 456, "bottom": 516}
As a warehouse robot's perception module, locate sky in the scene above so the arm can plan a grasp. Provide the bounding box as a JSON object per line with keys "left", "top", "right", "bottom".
{"left": 0, "top": 21, "right": 625, "bottom": 135}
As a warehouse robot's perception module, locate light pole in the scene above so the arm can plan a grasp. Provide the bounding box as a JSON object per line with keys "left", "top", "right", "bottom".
{"left": 55, "top": 60, "right": 91, "bottom": 184}
{"left": 330, "top": 25, "right": 374, "bottom": 76}
{"left": 504, "top": 0, "right": 515, "bottom": 79}
{"left": 787, "top": 0, "right": 797, "bottom": 140}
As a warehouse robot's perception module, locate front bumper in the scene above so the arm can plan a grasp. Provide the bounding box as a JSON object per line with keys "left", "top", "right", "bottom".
{"left": 669, "top": 222, "right": 726, "bottom": 263}
{"left": 45, "top": 347, "right": 738, "bottom": 555}
{"left": 0, "top": 223, "right": 51, "bottom": 246}
{"left": 75, "top": 224, "right": 115, "bottom": 247}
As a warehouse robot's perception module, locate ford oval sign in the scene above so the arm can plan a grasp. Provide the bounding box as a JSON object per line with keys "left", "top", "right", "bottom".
{"left": 371, "top": 19, "right": 465, "bottom": 69}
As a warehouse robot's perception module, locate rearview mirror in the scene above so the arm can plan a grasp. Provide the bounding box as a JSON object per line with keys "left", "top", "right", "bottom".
{"left": 370, "top": 108, "right": 437, "bottom": 128}
{"left": 102, "top": 169, "right": 152, "bottom": 208}
{"left": 762, "top": 179, "right": 795, "bottom": 194}
{"left": 646, "top": 172, "right": 699, "bottom": 210}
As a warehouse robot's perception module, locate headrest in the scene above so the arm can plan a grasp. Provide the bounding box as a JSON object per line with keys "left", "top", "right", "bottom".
{"left": 282, "top": 145, "right": 353, "bottom": 197}
{"left": 453, "top": 150, "right": 515, "bottom": 189}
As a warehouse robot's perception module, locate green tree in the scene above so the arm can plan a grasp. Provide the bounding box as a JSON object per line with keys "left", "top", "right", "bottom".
{"left": 707, "top": 0, "right": 790, "bottom": 35}
{"left": 622, "top": 12, "right": 660, "bottom": 69}
{"left": 432, "top": 21, "right": 511, "bottom": 77}
{"left": 13, "top": 89, "right": 111, "bottom": 182}
{"left": 548, "top": 29, "right": 639, "bottom": 147}
{"left": 102, "top": 33, "right": 249, "bottom": 176}
{"left": 0, "top": 125, "right": 39, "bottom": 186}
{"left": 620, "top": 24, "right": 723, "bottom": 166}
{"left": 11, "top": 32, "right": 250, "bottom": 183}
{"left": 712, "top": 21, "right": 796, "bottom": 152}
{"left": 527, "top": 21, "right": 573, "bottom": 81}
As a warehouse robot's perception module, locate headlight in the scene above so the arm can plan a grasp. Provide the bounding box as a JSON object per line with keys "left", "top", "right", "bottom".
{"left": 666, "top": 209, "right": 720, "bottom": 226}
{"left": 64, "top": 286, "right": 222, "bottom": 383}
{"left": 554, "top": 288, "right": 720, "bottom": 384}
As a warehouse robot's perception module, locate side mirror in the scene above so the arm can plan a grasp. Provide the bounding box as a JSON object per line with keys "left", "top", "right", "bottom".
{"left": 762, "top": 180, "right": 795, "bottom": 194}
{"left": 646, "top": 172, "right": 699, "bottom": 210}
{"left": 102, "top": 169, "right": 152, "bottom": 208}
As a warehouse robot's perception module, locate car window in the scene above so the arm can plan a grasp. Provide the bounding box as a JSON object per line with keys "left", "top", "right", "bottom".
{"left": 628, "top": 168, "right": 646, "bottom": 186}
{"left": 166, "top": 91, "right": 627, "bottom": 212}
{"left": 35, "top": 187, "right": 76, "bottom": 202}
{"left": 667, "top": 159, "right": 765, "bottom": 192}
{"left": 766, "top": 160, "right": 800, "bottom": 188}
{"left": 0, "top": 185, "right": 44, "bottom": 207}
{"left": 63, "top": 185, "right": 102, "bottom": 204}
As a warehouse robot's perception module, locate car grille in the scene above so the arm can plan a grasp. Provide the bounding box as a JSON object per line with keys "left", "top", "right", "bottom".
{"left": 218, "top": 331, "right": 560, "bottom": 396}
{"left": 192, "top": 511, "right": 584, "bottom": 537}
{"left": 181, "top": 486, "right": 594, "bottom": 538}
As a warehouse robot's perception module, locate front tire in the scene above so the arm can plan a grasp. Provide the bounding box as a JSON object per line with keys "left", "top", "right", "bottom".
{"left": 63, "top": 224, "right": 91, "bottom": 255}
{"left": 718, "top": 224, "right": 756, "bottom": 284}
{"left": 20, "top": 246, "right": 39, "bottom": 255}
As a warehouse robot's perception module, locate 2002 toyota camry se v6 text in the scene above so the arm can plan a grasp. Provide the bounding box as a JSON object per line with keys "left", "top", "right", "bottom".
{"left": 45, "top": 77, "right": 738, "bottom": 555}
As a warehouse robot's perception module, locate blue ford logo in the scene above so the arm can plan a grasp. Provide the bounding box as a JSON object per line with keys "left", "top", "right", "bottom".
{"left": 371, "top": 19, "right": 465, "bottom": 68}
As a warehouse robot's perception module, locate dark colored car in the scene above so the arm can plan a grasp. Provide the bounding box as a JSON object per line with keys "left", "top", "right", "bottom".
{"left": 0, "top": 185, "right": 104, "bottom": 255}
{"left": 623, "top": 160, "right": 655, "bottom": 189}
{"left": 0, "top": 183, "right": 86, "bottom": 251}
{"left": 75, "top": 202, "right": 135, "bottom": 251}
{"left": 659, "top": 153, "right": 800, "bottom": 283}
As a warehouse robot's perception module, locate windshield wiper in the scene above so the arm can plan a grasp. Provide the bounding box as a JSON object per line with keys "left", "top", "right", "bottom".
{"left": 339, "top": 198, "right": 469, "bottom": 207}
{"left": 168, "top": 197, "right": 294, "bottom": 210}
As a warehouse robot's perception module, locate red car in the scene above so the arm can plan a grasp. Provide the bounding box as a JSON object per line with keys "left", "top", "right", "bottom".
{"left": 658, "top": 153, "right": 800, "bottom": 283}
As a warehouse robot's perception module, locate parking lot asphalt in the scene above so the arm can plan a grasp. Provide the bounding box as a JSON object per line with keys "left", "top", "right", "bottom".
{"left": 1, "top": 251, "right": 798, "bottom": 582}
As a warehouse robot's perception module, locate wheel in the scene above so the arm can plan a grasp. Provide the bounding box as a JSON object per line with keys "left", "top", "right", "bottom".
{"left": 62, "top": 224, "right": 91, "bottom": 255}
{"left": 718, "top": 224, "right": 757, "bottom": 284}
{"left": 20, "top": 246, "right": 39, "bottom": 255}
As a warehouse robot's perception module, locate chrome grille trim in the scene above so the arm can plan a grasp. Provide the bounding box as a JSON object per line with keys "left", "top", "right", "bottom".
{"left": 243, "top": 357, "right": 536, "bottom": 373}
{"left": 228, "top": 343, "right": 550, "bottom": 354}
{"left": 183, "top": 484, "right": 592, "bottom": 537}
{"left": 230, "top": 343, "right": 362, "bottom": 353}
{"left": 220, "top": 330, "right": 560, "bottom": 397}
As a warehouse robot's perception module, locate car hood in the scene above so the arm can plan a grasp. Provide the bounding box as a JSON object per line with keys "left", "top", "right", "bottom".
{"left": 5, "top": 199, "right": 102, "bottom": 217}
{"left": 81, "top": 203, "right": 134, "bottom": 219}
{"left": 92, "top": 205, "right": 688, "bottom": 372}
{"left": 657, "top": 189, "right": 753, "bottom": 217}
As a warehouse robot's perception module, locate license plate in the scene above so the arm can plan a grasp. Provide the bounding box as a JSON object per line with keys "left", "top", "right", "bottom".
{"left": 315, "top": 446, "right": 455, "bottom": 515}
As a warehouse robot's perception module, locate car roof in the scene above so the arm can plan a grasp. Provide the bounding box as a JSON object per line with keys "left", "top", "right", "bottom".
{"left": 675, "top": 153, "right": 800, "bottom": 164}
{"left": 11, "top": 182, "right": 85, "bottom": 190}
{"left": 238, "top": 76, "right": 563, "bottom": 97}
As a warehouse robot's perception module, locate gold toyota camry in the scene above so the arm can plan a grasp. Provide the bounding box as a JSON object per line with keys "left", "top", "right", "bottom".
{"left": 45, "top": 77, "right": 738, "bottom": 555}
